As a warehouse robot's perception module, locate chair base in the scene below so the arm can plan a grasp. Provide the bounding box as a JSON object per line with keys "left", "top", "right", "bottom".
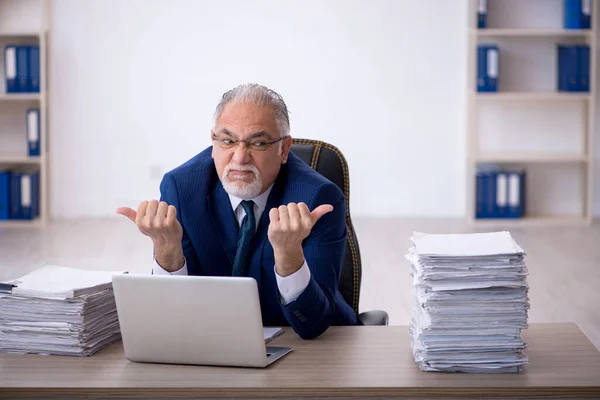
{"left": 358, "top": 310, "right": 389, "bottom": 326}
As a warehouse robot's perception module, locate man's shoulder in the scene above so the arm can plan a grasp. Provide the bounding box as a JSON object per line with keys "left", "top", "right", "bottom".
{"left": 166, "top": 147, "right": 216, "bottom": 181}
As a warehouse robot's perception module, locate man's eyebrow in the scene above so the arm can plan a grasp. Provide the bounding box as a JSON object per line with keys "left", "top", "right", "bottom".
{"left": 217, "top": 129, "right": 273, "bottom": 139}
{"left": 219, "top": 128, "right": 238, "bottom": 138}
{"left": 248, "top": 131, "right": 273, "bottom": 139}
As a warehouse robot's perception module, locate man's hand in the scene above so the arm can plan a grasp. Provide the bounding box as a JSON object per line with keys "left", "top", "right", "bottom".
{"left": 116, "top": 200, "right": 185, "bottom": 272}
{"left": 268, "top": 202, "right": 333, "bottom": 277}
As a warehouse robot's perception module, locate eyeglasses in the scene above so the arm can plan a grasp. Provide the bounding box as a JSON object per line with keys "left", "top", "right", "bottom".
{"left": 212, "top": 133, "right": 287, "bottom": 152}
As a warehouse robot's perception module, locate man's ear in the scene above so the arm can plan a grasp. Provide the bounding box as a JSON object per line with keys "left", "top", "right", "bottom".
{"left": 281, "top": 136, "right": 293, "bottom": 164}
{"left": 210, "top": 130, "right": 215, "bottom": 158}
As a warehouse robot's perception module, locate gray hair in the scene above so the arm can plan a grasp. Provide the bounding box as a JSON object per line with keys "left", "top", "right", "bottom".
{"left": 212, "top": 83, "right": 290, "bottom": 138}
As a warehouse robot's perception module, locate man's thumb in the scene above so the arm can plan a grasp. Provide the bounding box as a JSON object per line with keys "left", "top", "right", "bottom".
{"left": 310, "top": 204, "right": 333, "bottom": 224}
{"left": 116, "top": 207, "right": 137, "bottom": 223}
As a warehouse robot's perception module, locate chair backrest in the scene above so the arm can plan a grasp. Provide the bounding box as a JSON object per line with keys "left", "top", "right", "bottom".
{"left": 290, "top": 139, "right": 361, "bottom": 314}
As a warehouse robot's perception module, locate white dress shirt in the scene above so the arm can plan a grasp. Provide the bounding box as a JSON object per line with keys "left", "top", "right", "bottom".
{"left": 152, "top": 185, "right": 311, "bottom": 304}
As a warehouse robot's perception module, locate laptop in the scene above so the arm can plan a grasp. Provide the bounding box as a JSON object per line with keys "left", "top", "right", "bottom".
{"left": 111, "top": 274, "right": 292, "bottom": 368}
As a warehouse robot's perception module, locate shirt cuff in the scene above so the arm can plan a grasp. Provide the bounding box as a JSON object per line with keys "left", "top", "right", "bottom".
{"left": 275, "top": 260, "right": 311, "bottom": 305}
{"left": 153, "top": 257, "right": 188, "bottom": 275}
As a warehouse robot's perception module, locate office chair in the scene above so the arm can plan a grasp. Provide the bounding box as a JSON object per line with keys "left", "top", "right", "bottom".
{"left": 290, "top": 139, "right": 389, "bottom": 326}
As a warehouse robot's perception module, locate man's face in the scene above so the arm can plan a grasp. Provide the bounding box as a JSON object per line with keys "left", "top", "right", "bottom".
{"left": 212, "top": 102, "right": 291, "bottom": 199}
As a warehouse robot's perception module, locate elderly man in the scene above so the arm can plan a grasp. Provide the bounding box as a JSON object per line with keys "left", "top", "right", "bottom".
{"left": 117, "top": 84, "right": 359, "bottom": 339}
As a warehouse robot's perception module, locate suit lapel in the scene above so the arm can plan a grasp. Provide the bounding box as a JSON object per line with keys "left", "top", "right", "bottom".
{"left": 207, "top": 183, "right": 239, "bottom": 270}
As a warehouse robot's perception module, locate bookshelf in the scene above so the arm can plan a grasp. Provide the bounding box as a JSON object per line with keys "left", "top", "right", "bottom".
{"left": 0, "top": 93, "right": 41, "bottom": 101}
{"left": 476, "top": 92, "right": 590, "bottom": 100}
{"left": 476, "top": 28, "right": 593, "bottom": 38}
{"left": 467, "top": 0, "right": 597, "bottom": 225}
{"left": 0, "top": 0, "right": 48, "bottom": 225}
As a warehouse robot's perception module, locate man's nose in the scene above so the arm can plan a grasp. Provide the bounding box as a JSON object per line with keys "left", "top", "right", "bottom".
{"left": 232, "top": 142, "right": 250, "bottom": 164}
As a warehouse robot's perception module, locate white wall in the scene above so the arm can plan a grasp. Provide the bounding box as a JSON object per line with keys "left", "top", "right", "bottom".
{"left": 47, "top": 0, "right": 600, "bottom": 218}
{"left": 48, "top": 0, "right": 468, "bottom": 218}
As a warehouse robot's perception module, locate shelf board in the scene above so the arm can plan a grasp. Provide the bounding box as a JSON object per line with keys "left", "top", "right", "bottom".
{"left": 0, "top": 218, "right": 42, "bottom": 227}
{"left": 0, "top": 155, "right": 42, "bottom": 164}
{"left": 471, "top": 215, "right": 591, "bottom": 227}
{"left": 475, "top": 92, "right": 590, "bottom": 101}
{"left": 472, "top": 154, "right": 588, "bottom": 163}
{"left": 0, "top": 31, "right": 42, "bottom": 38}
{"left": 473, "top": 28, "right": 593, "bottom": 38}
{"left": 0, "top": 93, "right": 41, "bottom": 101}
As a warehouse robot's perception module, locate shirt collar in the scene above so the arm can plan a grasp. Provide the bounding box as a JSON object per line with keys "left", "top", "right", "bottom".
{"left": 227, "top": 184, "right": 274, "bottom": 214}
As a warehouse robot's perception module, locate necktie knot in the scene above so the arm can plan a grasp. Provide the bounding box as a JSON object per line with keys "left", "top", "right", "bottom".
{"left": 241, "top": 200, "right": 255, "bottom": 217}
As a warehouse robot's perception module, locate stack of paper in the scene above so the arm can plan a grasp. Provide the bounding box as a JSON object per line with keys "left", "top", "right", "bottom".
{"left": 406, "top": 231, "right": 530, "bottom": 373}
{"left": 0, "top": 265, "right": 126, "bottom": 357}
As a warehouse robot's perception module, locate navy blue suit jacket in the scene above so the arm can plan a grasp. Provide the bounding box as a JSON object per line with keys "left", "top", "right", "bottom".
{"left": 159, "top": 147, "right": 359, "bottom": 339}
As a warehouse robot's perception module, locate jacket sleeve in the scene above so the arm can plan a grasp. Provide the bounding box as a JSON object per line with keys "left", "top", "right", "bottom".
{"left": 279, "top": 182, "right": 348, "bottom": 339}
{"left": 158, "top": 172, "right": 202, "bottom": 275}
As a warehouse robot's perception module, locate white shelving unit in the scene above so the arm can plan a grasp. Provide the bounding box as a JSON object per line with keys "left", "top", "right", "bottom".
{"left": 0, "top": 0, "right": 49, "bottom": 225}
{"left": 467, "top": 0, "right": 597, "bottom": 225}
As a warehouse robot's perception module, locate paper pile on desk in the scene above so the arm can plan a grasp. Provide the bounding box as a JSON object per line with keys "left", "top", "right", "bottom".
{"left": 0, "top": 265, "right": 126, "bottom": 356}
{"left": 406, "top": 231, "right": 529, "bottom": 373}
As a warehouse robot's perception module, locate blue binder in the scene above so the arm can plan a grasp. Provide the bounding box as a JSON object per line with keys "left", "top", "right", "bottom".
{"left": 4, "top": 46, "right": 18, "bottom": 93}
{"left": 477, "top": 169, "right": 497, "bottom": 218}
{"left": 565, "top": 0, "right": 583, "bottom": 29}
{"left": 475, "top": 171, "right": 485, "bottom": 218}
{"left": 486, "top": 170, "right": 497, "bottom": 218}
{"left": 477, "top": 0, "right": 487, "bottom": 29}
{"left": 477, "top": 46, "right": 486, "bottom": 91}
{"left": 476, "top": 168, "right": 495, "bottom": 218}
{"left": 582, "top": 0, "right": 592, "bottom": 29}
{"left": 485, "top": 45, "right": 499, "bottom": 92}
{"left": 507, "top": 170, "right": 526, "bottom": 218}
{"left": 16, "top": 46, "right": 29, "bottom": 93}
{"left": 494, "top": 172, "right": 508, "bottom": 218}
{"left": 30, "top": 170, "right": 40, "bottom": 219}
{"left": 0, "top": 171, "right": 10, "bottom": 220}
{"left": 27, "top": 108, "right": 41, "bottom": 156}
{"left": 558, "top": 45, "right": 579, "bottom": 92}
{"left": 577, "top": 45, "right": 590, "bottom": 92}
{"left": 581, "top": 0, "right": 592, "bottom": 29}
{"left": 558, "top": 45, "right": 566, "bottom": 91}
{"left": 28, "top": 45, "right": 40, "bottom": 93}
{"left": 19, "top": 171, "right": 35, "bottom": 220}
{"left": 9, "top": 172, "right": 21, "bottom": 219}
{"left": 564, "top": 0, "right": 592, "bottom": 29}
{"left": 9, "top": 169, "right": 40, "bottom": 220}
{"left": 477, "top": 45, "right": 499, "bottom": 92}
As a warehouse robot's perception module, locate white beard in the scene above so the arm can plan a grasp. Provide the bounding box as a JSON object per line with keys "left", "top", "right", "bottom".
{"left": 221, "top": 162, "right": 262, "bottom": 199}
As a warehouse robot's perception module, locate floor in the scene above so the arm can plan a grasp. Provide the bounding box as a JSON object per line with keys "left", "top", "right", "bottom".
{"left": 1, "top": 217, "right": 599, "bottom": 350}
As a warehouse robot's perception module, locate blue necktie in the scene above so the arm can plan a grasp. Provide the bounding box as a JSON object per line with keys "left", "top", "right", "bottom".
{"left": 232, "top": 200, "right": 256, "bottom": 276}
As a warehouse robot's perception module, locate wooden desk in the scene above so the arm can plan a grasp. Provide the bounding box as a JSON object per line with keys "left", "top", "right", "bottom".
{"left": 1, "top": 323, "right": 599, "bottom": 399}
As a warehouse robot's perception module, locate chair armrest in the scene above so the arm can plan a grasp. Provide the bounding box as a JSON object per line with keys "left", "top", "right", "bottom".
{"left": 358, "top": 310, "right": 389, "bottom": 326}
